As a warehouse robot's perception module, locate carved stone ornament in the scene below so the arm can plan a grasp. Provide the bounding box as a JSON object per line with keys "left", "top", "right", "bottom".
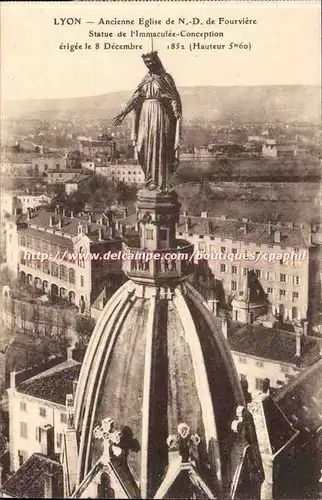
{"left": 167, "top": 423, "right": 201, "bottom": 462}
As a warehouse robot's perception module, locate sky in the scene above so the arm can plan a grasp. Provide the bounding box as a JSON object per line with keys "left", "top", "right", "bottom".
{"left": 1, "top": 1, "right": 321, "bottom": 101}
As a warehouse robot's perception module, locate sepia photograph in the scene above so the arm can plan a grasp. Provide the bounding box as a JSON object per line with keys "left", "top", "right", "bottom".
{"left": 0, "top": 1, "right": 321, "bottom": 498}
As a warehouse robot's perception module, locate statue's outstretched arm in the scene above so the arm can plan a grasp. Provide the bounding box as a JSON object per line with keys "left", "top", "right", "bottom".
{"left": 114, "top": 86, "right": 144, "bottom": 125}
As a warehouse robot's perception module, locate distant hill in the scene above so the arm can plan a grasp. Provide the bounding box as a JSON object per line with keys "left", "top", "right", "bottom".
{"left": 2, "top": 85, "right": 320, "bottom": 122}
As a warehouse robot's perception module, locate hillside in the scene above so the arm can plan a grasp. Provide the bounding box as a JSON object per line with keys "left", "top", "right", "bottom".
{"left": 2, "top": 85, "right": 320, "bottom": 123}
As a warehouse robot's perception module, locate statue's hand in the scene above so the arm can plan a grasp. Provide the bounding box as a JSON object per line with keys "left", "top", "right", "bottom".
{"left": 113, "top": 112, "right": 125, "bottom": 126}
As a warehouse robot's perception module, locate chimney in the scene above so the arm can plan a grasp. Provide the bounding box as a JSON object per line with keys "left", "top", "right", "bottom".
{"left": 210, "top": 299, "right": 219, "bottom": 317}
{"left": 295, "top": 333, "right": 301, "bottom": 357}
{"left": 120, "top": 223, "right": 126, "bottom": 237}
{"left": 43, "top": 463, "right": 60, "bottom": 499}
{"left": 77, "top": 223, "right": 83, "bottom": 236}
{"left": 201, "top": 211, "right": 208, "bottom": 219}
{"left": 72, "top": 380, "right": 78, "bottom": 400}
{"left": 221, "top": 317, "right": 228, "bottom": 339}
{"left": 49, "top": 215, "right": 54, "bottom": 227}
{"left": 288, "top": 221, "right": 294, "bottom": 229}
{"left": 98, "top": 227, "right": 103, "bottom": 241}
{"left": 88, "top": 213, "right": 92, "bottom": 223}
{"left": 67, "top": 346, "right": 74, "bottom": 361}
{"left": 221, "top": 215, "right": 227, "bottom": 220}
{"left": 183, "top": 210, "right": 188, "bottom": 216}
{"left": 10, "top": 370, "right": 16, "bottom": 389}
{"left": 185, "top": 217, "right": 191, "bottom": 232}
{"left": 62, "top": 208, "right": 66, "bottom": 217}
{"left": 70, "top": 211, "right": 74, "bottom": 219}
{"left": 268, "top": 221, "right": 272, "bottom": 236}
{"left": 303, "top": 321, "right": 308, "bottom": 336}
{"left": 57, "top": 218, "right": 62, "bottom": 229}
{"left": 243, "top": 222, "right": 248, "bottom": 235}
{"left": 274, "top": 230, "right": 281, "bottom": 244}
{"left": 40, "top": 425, "right": 55, "bottom": 458}
{"left": 123, "top": 208, "right": 128, "bottom": 217}
{"left": 206, "top": 220, "right": 212, "bottom": 234}
{"left": 55, "top": 206, "right": 59, "bottom": 215}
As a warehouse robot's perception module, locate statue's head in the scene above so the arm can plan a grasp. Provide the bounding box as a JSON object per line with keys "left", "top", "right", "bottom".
{"left": 141, "top": 51, "right": 164, "bottom": 74}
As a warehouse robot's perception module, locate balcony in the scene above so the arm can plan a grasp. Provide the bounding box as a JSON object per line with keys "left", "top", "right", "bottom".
{"left": 122, "top": 240, "right": 195, "bottom": 285}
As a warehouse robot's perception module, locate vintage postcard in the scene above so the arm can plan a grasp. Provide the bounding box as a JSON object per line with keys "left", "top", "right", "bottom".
{"left": 0, "top": 1, "right": 321, "bottom": 499}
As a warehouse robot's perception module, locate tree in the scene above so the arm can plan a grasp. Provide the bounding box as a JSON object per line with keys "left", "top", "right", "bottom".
{"left": 31, "top": 303, "right": 40, "bottom": 335}
{"left": 76, "top": 315, "right": 95, "bottom": 347}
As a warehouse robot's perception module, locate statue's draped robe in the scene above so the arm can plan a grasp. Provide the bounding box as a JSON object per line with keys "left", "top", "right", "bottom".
{"left": 123, "top": 72, "right": 182, "bottom": 190}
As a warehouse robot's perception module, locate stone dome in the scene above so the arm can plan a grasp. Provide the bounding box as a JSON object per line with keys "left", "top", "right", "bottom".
{"left": 74, "top": 278, "right": 246, "bottom": 498}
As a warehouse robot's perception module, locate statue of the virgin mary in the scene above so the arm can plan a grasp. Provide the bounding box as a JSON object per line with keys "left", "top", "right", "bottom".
{"left": 113, "top": 51, "right": 182, "bottom": 191}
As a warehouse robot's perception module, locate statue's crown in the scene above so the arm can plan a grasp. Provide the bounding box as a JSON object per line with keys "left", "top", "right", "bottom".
{"left": 141, "top": 51, "right": 158, "bottom": 61}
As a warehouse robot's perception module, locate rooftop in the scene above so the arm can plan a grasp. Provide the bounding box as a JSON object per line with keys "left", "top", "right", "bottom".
{"left": 10, "top": 210, "right": 125, "bottom": 245}
{"left": 228, "top": 323, "right": 321, "bottom": 366}
{"left": 18, "top": 360, "right": 81, "bottom": 405}
{"left": 1, "top": 453, "right": 63, "bottom": 498}
{"left": 177, "top": 215, "right": 310, "bottom": 248}
{"left": 275, "top": 358, "right": 322, "bottom": 433}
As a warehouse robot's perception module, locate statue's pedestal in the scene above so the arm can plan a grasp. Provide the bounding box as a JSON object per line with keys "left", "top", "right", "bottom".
{"left": 136, "top": 189, "right": 180, "bottom": 251}
{"left": 122, "top": 189, "right": 194, "bottom": 286}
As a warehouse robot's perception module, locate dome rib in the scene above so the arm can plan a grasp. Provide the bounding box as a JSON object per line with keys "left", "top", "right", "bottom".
{"left": 141, "top": 292, "right": 157, "bottom": 499}
{"left": 173, "top": 287, "right": 222, "bottom": 481}
{"left": 75, "top": 282, "right": 137, "bottom": 482}
{"left": 185, "top": 282, "right": 245, "bottom": 405}
{"left": 75, "top": 282, "right": 132, "bottom": 416}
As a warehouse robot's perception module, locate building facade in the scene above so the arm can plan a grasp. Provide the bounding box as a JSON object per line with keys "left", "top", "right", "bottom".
{"left": 5, "top": 209, "right": 124, "bottom": 313}
{"left": 6, "top": 351, "right": 81, "bottom": 473}
{"left": 176, "top": 214, "right": 311, "bottom": 323}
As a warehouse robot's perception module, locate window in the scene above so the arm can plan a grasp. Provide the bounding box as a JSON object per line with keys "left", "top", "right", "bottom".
{"left": 255, "top": 269, "right": 261, "bottom": 278}
{"left": 19, "top": 235, "right": 26, "bottom": 247}
{"left": 255, "top": 378, "right": 265, "bottom": 391}
{"left": 279, "top": 289, "right": 286, "bottom": 298}
{"left": 56, "top": 433, "right": 63, "bottom": 449}
{"left": 34, "top": 239, "right": 41, "bottom": 251}
{"left": 293, "top": 276, "right": 300, "bottom": 285}
{"left": 20, "top": 401, "right": 27, "bottom": 412}
{"left": 220, "top": 246, "right": 226, "bottom": 253}
{"left": 220, "top": 264, "right": 226, "bottom": 273}
{"left": 20, "top": 251, "right": 26, "bottom": 265}
{"left": 39, "top": 407, "right": 46, "bottom": 418}
{"left": 35, "top": 427, "right": 41, "bottom": 442}
{"left": 292, "top": 291, "right": 299, "bottom": 301}
{"left": 69, "top": 268, "right": 75, "bottom": 284}
{"left": 232, "top": 265, "right": 237, "bottom": 274}
{"left": 59, "top": 265, "right": 68, "bottom": 281}
{"left": 280, "top": 365, "right": 289, "bottom": 373}
{"left": 280, "top": 273, "right": 286, "bottom": 283}
{"left": 60, "top": 413, "right": 67, "bottom": 424}
{"left": 267, "top": 287, "right": 273, "bottom": 294}
{"left": 146, "top": 229, "right": 153, "bottom": 240}
{"left": 266, "top": 271, "right": 272, "bottom": 281}
{"left": 80, "top": 275, "right": 84, "bottom": 287}
{"left": 159, "top": 228, "right": 167, "bottom": 240}
{"left": 51, "top": 263, "right": 58, "bottom": 277}
{"left": 20, "top": 422, "right": 28, "bottom": 439}
{"left": 238, "top": 357, "right": 247, "bottom": 364}
{"left": 231, "top": 280, "right": 237, "bottom": 291}
{"left": 256, "top": 360, "right": 264, "bottom": 368}
{"left": 232, "top": 248, "right": 237, "bottom": 254}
